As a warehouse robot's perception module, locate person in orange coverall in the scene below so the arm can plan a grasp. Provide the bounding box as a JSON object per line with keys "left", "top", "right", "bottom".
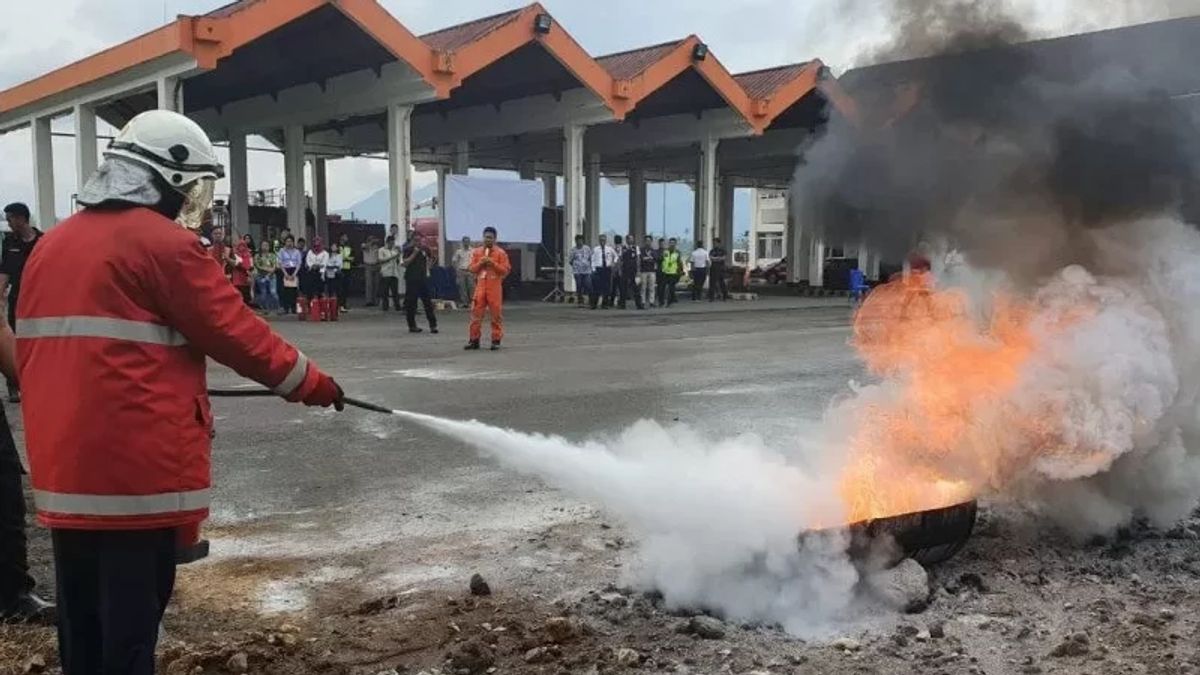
{"left": 465, "top": 226, "right": 511, "bottom": 351}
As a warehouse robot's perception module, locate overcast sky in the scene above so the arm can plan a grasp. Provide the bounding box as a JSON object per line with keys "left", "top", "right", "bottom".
{"left": 0, "top": 0, "right": 1196, "bottom": 221}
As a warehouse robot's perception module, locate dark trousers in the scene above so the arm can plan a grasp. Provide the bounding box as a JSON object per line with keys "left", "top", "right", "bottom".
{"left": 381, "top": 277, "right": 400, "bottom": 311}
{"left": 279, "top": 270, "right": 298, "bottom": 313}
{"left": 617, "top": 272, "right": 643, "bottom": 309}
{"left": 338, "top": 272, "right": 350, "bottom": 308}
{"left": 0, "top": 404, "right": 33, "bottom": 605}
{"left": 708, "top": 265, "right": 728, "bottom": 300}
{"left": 607, "top": 272, "right": 622, "bottom": 306}
{"left": 53, "top": 528, "right": 177, "bottom": 675}
{"left": 659, "top": 274, "right": 679, "bottom": 306}
{"left": 404, "top": 277, "right": 437, "bottom": 329}
{"left": 573, "top": 273, "right": 592, "bottom": 298}
{"left": 590, "top": 268, "right": 612, "bottom": 309}
{"left": 690, "top": 268, "right": 708, "bottom": 300}
{"left": 5, "top": 299, "right": 16, "bottom": 396}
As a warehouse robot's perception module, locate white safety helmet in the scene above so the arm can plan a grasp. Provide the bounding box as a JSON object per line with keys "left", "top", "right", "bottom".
{"left": 105, "top": 110, "right": 224, "bottom": 190}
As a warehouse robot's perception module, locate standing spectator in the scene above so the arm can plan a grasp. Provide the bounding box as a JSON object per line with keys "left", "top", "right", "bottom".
{"left": 267, "top": 227, "right": 280, "bottom": 251}
{"left": 378, "top": 235, "right": 402, "bottom": 311}
{"left": 401, "top": 231, "right": 438, "bottom": 334}
{"left": 689, "top": 240, "right": 710, "bottom": 301}
{"left": 655, "top": 237, "right": 666, "bottom": 307}
{"left": 254, "top": 240, "right": 279, "bottom": 313}
{"left": 0, "top": 203, "right": 41, "bottom": 402}
{"left": 465, "top": 226, "right": 511, "bottom": 351}
{"left": 305, "top": 237, "right": 328, "bottom": 298}
{"left": 209, "top": 225, "right": 232, "bottom": 279}
{"left": 638, "top": 235, "right": 658, "bottom": 308}
{"left": 337, "top": 233, "right": 354, "bottom": 311}
{"left": 660, "top": 238, "right": 682, "bottom": 307}
{"left": 607, "top": 235, "right": 625, "bottom": 308}
{"left": 362, "top": 236, "right": 381, "bottom": 307}
{"left": 389, "top": 223, "right": 400, "bottom": 242}
{"left": 451, "top": 235, "right": 475, "bottom": 308}
{"left": 231, "top": 236, "right": 254, "bottom": 305}
{"left": 277, "top": 235, "right": 301, "bottom": 314}
{"left": 708, "top": 237, "right": 729, "bottom": 301}
{"left": 849, "top": 265, "right": 869, "bottom": 306}
{"left": 325, "top": 243, "right": 343, "bottom": 301}
{"left": 590, "top": 234, "right": 616, "bottom": 310}
{"left": 568, "top": 234, "right": 592, "bottom": 306}
{"left": 274, "top": 228, "right": 290, "bottom": 297}
{"left": 618, "top": 235, "right": 643, "bottom": 310}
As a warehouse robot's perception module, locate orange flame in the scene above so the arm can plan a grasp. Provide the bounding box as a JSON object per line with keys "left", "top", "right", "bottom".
{"left": 838, "top": 270, "right": 1043, "bottom": 522}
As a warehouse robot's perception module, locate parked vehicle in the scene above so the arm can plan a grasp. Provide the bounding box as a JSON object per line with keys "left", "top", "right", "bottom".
{"left": 751, "top": 258, "right": 788, "bottom": 284}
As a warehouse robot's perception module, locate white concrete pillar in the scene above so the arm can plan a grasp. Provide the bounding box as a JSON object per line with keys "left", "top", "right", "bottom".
{"left": 718, "top": 178, "right": 735, "bottom": 250}
{"left": 228, "top": 132, "right": 250, "bottom": 235}
{"left": 436, "top": 167, "right": 448, "bottom": 265}
{"left": 542, "top": 174, "right": 557, "bottom": 208}
{"left": 562, "top": 124, "right": 585, "bottom": 293}
{"left": 73, "top": 105, "right": 98, "bottom": 205}
{"left": 31, "top": 117, "right": 55, "bottom": 228}
{"left": 628, "top": 170, "right": 647, "bottom": 242}
{"left": 283, "top": 124, "right": 306, "bottom": 237}
{"left": 584, "top": 153, "right": 600, "bottom": 244}
{"left": 695, "top": 136, "right": 719, "bottom": 246}
{"left": 156, "top": 76, "right": 181, "bottom": 112}
{"left": 452, "top": 140, "right": 469, "bottom": 176}
{"left": 857, "top": 240, "right": 881, "bottom": 281}
{"left": 786, "top": 190, "right": 809, "bottom": 285}
{"left": 387, "top": 103, "right": 413, "bottom": 233}
{"left": 313, "top": 158, "right": 328, "bottom": 243}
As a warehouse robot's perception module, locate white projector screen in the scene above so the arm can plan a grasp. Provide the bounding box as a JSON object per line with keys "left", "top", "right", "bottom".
{"left": 444, "top": 175, "right": 544, "bottom": 243}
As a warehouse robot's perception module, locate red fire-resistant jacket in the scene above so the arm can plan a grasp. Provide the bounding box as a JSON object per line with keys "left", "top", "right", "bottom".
{"left": 16, "top": 207, "right": 322, "bottom": 530}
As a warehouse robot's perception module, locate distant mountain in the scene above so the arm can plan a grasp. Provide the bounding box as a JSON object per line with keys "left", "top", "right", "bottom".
{"left": 333, "top": 176, "right": 751, "bottom": 246}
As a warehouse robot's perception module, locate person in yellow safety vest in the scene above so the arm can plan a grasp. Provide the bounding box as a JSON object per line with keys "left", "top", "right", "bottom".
{"left": 658, "top": 237, "right": 682, "bottom": 308}
{"left": 337, "top": 233, "right": 354, "bottom": 312}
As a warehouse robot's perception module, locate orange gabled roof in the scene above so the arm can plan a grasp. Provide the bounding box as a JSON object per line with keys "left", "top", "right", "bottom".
{"left": 735, "top": 61, "right": 860, "bottom": 129}
{"left": 419, "top": 3, "right": 618, "bottom": 115}
{"left": 600, "top": 37, "right": 763, "bottom": 131}
{"left": 0, "top": 0, "right": 440, "bottom": 116}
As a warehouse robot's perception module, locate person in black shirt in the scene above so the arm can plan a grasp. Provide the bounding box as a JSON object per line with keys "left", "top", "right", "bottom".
{"left": 0, "top": 203, "right": 53, "bottom": 625}
{"left": 708, "top": 237, "right": 730, "bottom": 301}
{"left": 1, "top": 203, "right": 41, "bottom": 402}
{"left": 618, "top": 235, "right": 644, "bottom": 310}
{"left": 401, "top": 231, "right": 438, "bottom": 334}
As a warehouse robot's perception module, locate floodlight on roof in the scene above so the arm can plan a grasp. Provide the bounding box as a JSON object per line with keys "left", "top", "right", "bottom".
{"left": 692, "top": 43, "right": 709, "bottom": 61}
{"left": 534, "top": 13, "right": 553, "bottom": 34}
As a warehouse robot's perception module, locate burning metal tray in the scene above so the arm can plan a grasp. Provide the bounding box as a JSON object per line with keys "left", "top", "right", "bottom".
{"left": 802, "top": 500, "right": 978, "bottom": 567}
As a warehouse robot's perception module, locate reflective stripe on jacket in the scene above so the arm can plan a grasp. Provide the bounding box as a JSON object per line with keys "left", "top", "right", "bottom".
{"left": 661, "top": 251, "right": 682, "bottom": 275}
{"left": 17, "top": 207, "right": 322, "bottom": 530}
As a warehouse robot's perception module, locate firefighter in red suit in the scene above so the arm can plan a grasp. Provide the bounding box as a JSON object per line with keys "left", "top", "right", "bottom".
{"left": 464, "top": 226, "right": 511, "bottom": 351}
{"left": 16, "top": 110, "right": 345, "bottom": 674}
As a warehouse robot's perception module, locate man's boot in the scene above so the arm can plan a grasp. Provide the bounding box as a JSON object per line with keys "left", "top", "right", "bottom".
{"left": 464, "top": 341, "right": 481, "bottom": 351}
{"left": 0, "top": 591, "right": 55, "bottom": 625}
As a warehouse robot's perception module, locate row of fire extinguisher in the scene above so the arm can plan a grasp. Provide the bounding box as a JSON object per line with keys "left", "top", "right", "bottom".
{"left": 297, "top": 296, "right": 340, "bottom": 322}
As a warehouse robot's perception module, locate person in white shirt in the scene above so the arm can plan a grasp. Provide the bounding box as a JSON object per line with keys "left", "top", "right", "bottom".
{"left": 689, "top": 241, "right": 710, "bottom": 301}
{"left": 450, "top": 235, "right": 475, "bottom": 308}
{"left": 590, "top": 234, "right": 617, "bottom": 310}
{"left": 377, "top": 236, "right": 402, "bottom": 311}
{"left": 305, "top": 237, "right": 330, "bottom": 298}
{"left": 324, "top": 247, "right": 342, "bottom": 299}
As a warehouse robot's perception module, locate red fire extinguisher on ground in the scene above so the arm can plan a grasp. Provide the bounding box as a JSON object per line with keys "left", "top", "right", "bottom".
{"left": 309, "top": 296, "right": 325, "bottom": 322}
{"left": 297, "top": 295, "right": 308, "bottom": 321}
{"left": 326, "top": 296, "right": 339, "bottom": 322}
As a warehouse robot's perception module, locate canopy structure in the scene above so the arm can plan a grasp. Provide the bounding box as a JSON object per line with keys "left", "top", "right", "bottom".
{"left": 0, "top": 0, "right": 858, "bottom": 290}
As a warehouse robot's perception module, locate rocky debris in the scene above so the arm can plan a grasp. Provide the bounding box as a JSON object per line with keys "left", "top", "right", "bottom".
{"left": 867, "top": 559, "right": 930, "bottom": 612}
{"left": 929, "top": 620, "right": 946, "bottom": 639}
{"left": 831, "top": 637, "right": 862, "bottom": 652}
{"left": 678, "top": 615, "right": 728, "bottom": 640}
{"left": 615, "top": 647, "right": 641, "bottom": 666}
{"left": 225, "top": 652, "right": 249, "bottom": 673}
{"left": 915, "top": 629, "right": 932, "bottom": 642}
{"left": 356, "top": 594, "right": 401, "bottom": 615}
{"left": 524, "top": 646, "right": 560, "bottom": 664}
{"left": 1048, "top": 632, "right": 1090, "bottom": 657}
{"left": 21, "top": 654, "right": 46, "bottom": 674}
{"left": 957, "top": 573, "right": 988, "bottom": 593}
{"left": 445, "top": 639, "right": 495, "bottom": 674}
{"left": 469, "top": 573, "right": 491, "bottom": 597}
{"left": 543, "top": 616, "right": 583, "bottom": 644}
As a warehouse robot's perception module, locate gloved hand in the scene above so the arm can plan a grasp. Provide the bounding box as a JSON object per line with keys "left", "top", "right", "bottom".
{"left": 304, "top": 372, "right": 345, "bottom": 411}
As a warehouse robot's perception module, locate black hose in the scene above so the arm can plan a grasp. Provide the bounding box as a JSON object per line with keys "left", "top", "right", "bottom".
{"left": 206, "top": 388, "right": 395, "bottom": 415}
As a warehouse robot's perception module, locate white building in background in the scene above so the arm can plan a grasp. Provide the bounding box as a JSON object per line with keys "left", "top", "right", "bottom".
{"left": 748, "top": 188, "right": 787, "bottom": 268}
